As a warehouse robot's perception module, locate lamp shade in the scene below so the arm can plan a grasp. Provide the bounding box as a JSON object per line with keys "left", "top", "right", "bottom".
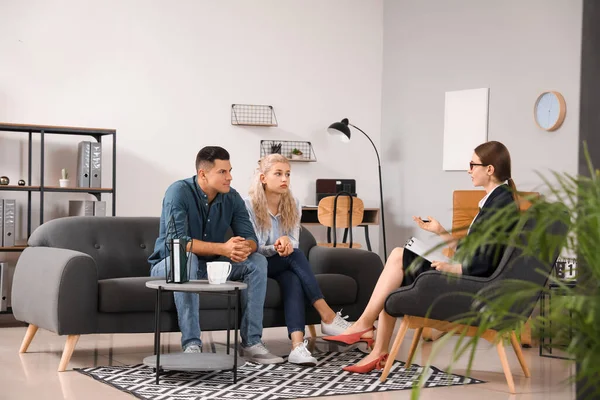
{"left": 327, "top": 118, "right": 351, "bottom": 143}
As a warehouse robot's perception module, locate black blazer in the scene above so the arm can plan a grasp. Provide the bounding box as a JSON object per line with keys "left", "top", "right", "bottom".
{"left": 460, "top": 184, "right": 519, "bottom": 277}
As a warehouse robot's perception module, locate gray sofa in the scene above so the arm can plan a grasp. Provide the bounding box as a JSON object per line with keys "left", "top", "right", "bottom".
{"left": 12, "top": 216, "right": 383, "bottom": 371}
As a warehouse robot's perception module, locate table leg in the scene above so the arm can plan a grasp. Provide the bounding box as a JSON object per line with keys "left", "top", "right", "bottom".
{"left": 363, "top": 225, "right": 372, "bottom": 251}
{"left": 327, "top": 227, "right": 331, "bottom": 244}
{"left": 155, "top": 286, "right": 162, "bottom": 385}
{"left": 342, "top": 228, "right": 348, "bottom": 243}
{"left": 154, "top": 290, "right": 159, "bottom": 356}
{"left": 227, "top": 295, "right": 231, "bottom": 355}
{"left": 234, "top": 288, "right": 239, "bottom": 384}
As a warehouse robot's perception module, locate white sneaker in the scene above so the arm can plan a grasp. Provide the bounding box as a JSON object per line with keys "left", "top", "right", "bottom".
{"left": 183, "top": 344, "right": 202, "bottom": 353}
{"left": 288, "top": 341, "right": 317, "bottom": 367}
{"left": 242, "top": 342, "right": 284, "bottom": 364}
{"left": 321, "top": 309, "right": 352, "bottom": 336}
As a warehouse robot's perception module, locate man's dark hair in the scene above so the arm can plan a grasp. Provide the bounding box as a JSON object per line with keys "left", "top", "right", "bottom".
{"left": 195, "top": 146, "right": 230, "bottom": 171}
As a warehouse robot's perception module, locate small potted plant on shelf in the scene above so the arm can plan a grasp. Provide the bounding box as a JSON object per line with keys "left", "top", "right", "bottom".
{"left": 290, "top": 148, "right": 304, "bottom": 161}
{"left": 59, "top": 168, "right": 70, "bottom": 188}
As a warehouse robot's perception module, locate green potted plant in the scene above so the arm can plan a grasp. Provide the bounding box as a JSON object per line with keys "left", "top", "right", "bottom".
{"left": 59, "top": 168, "right": 70, "bottom": 188}
{"left": 290, "top": 148, "right": 303, "bottom": 160}
{"left": 411, "top": 146, "right": 599, "bottom": 399}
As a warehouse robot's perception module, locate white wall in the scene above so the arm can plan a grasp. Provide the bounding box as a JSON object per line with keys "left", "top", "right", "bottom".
{"left": 381, "top": 0, "right": 583, "bottom": 247}
{"left": 0, "top": 1, "right": 384, "bottom": 254}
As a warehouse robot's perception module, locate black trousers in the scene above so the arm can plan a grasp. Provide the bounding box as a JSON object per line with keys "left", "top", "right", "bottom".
{"left": 402, "top": 248, "right": 434, "bottom": 287}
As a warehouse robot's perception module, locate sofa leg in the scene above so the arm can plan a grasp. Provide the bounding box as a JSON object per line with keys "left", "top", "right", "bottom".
{"left": 308, "top": 325, "right": 317, "bottom": 339}
{"left": 19, "top": 324, "right": 39, "bottom": 353}
{"left": 496, "top": 338, "right": 516, "bottom": 394}
{"left": 58, "top": 335, "right": 80, "bottom": 372}
{"left": 380, "top": 317, "right": 409, "bottom": 382}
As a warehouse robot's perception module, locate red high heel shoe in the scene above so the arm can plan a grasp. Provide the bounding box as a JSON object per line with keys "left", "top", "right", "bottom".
{"left": 323, "top": 326, "right": 375, "bottom": 348}
{"left": 343, "top": 353, "right": 389, "bottom": 373}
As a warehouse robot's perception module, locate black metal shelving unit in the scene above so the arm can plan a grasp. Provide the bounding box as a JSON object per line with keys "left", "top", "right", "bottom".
{"left": 0, "top": 122, "right": 117, "bottom": 251}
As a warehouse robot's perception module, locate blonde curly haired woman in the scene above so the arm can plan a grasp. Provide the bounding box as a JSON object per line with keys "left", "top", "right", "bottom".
{"left": 244, "top": 154, "right": 351, "bottom": 366}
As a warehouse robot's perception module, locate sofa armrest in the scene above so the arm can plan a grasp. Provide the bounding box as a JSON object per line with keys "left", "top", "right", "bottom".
{"left": 308, "top": 246, "right": 383, "bottom": 315}
{"left": 12, "top": 247, "right": 98, "bottom": 335}
{"left": 384, "top": 270, "right": 488, "bottom": 322}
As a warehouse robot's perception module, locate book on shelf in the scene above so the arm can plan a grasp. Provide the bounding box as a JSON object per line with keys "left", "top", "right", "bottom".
{"left": 90, "top": 142, "right": 102, "bottom": 188}
{"left": 0, "top": 262, "right": 8, "bottom": 311}
{"left": 77, "top": 141, "right": 91, "bottom": 188}
{"left": 2, "top": 199, "right": 16, "bottom": 247}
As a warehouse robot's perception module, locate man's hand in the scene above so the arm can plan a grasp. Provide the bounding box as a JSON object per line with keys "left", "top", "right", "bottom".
{"left": 274, "top": 236, "right": 293, "bottom": 257}
{"left": 431, "top": 261, "right": 462, "bottom": 275}
{"left": 222, "top": 236, "right": 252, "bottom": 263}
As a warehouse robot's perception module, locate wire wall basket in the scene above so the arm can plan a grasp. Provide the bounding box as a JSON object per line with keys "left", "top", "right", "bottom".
{"left": 231, "top": 104, "right": 278, "bottom": 126}
{"left": 260, "top": 140, "right": 317, "bottom": 162}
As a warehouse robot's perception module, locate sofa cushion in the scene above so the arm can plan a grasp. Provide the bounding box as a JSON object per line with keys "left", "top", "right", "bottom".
{"left": 99, "top": 274, "right": 357, "bottom": 313}
{"left": 263, "top": 274, "right": 357, "bottom": 308}
{"left": 316, "top": 274, "right": 357, "bottom": 305}
{"left": 99, "top": 277, "right": 176, "bottom": 313}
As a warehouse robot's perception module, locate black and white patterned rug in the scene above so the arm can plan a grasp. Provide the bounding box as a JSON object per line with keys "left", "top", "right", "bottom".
{"left": 76, "top": 350, "right": 484, "bottom": 399}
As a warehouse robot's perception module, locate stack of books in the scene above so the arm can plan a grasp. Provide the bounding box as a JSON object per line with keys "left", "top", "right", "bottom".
{"left": 76, "top": 141, "right": 102, "bottom": 188}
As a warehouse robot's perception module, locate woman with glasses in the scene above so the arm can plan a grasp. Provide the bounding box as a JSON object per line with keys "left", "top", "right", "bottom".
{"left": 324, "top": 140, "right": 520, "bottom": 373}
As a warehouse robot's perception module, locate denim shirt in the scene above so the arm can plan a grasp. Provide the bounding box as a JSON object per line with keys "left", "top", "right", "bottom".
{"left": 243, "top": 197, "right": 301, "bottom": 257}
{"left": 148, "top": 176, "right": 258, "bottom": 267}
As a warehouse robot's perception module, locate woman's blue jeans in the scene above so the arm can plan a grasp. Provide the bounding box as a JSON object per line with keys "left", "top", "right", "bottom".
{"left": 267, "top": 249, "right": 324, "bottom": 337}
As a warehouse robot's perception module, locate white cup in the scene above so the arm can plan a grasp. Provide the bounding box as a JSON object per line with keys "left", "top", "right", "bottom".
{"left": 207, "top": 261, "right": 232, "bottom": 284}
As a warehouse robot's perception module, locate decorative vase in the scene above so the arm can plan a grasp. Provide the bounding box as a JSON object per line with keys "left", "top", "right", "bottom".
{"left": 59, "top": 179, "right": 70, "bottom": 188}
{"left": 0, "top": 176, "right": 9, "bottom": 185}
{"left": 290, "top": 154, "right": 303, "bottom": 161}
{"left": 18, "top": 179, "right": 26, "bottom": 186}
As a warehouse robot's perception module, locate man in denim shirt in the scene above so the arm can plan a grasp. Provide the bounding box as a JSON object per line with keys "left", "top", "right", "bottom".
{"left": 149, "top": 146, "right": 283, "bottom": 364}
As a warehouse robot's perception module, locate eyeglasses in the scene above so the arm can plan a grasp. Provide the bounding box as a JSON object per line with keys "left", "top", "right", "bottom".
{"left": 469, "top": 162, "right": 487, "bottom": 170}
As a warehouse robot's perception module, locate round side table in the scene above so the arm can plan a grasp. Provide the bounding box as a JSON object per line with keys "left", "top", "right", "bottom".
{"left": 143, "top": 279, "right": 247, "bottom": 384}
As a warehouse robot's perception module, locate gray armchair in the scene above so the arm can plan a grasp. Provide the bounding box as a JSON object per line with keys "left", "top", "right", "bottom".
{"left": 12, "top": 216, "right": 383, "bottom": 371}
{"left": 380, "top": 217, "right": 566, "bottom": 394}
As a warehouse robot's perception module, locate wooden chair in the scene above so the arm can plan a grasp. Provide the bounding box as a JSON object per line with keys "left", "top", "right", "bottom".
{"left": 380, "top": 215, "right": 566, "bottom": 393}
{"left": 423, "top": 190, "right": 539, "bottom": 343}
{"left": 317, "top": 193, "right": 364, "bottom": 249}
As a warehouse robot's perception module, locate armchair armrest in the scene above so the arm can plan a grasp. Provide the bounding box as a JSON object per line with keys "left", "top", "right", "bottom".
{"left": 308, "top": 246, "right": 383, "bottom": 317}
{"left": 12, "top": 247, "right": 98, "bottom": 335}
{"left": 384, "top": 270, "right": 489, "bottom": 322}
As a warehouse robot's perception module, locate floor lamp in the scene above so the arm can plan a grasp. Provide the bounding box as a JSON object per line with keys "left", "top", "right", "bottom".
{"left": 327, "top": 118, "right": 388, "bottom": 261}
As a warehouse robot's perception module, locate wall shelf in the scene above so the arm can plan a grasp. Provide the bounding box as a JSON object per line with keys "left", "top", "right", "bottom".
{"left": 0, "top": 185, "right": 113, "bottom": 193}
{"left": 0, "top": 246, "right": 27, "bottom": 252}
{"left": 260, "top": 140, "right": 317, "bottom": 162}
{"left": 231, "top": 104, "right": 278, "bottom": 126}
{"left": 0, "top": 122, "right": 117, "bottom": 242}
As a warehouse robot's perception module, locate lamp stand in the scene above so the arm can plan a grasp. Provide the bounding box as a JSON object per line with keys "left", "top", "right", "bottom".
{"left": 349, "top": 123, "right": 388, "bottom": 261}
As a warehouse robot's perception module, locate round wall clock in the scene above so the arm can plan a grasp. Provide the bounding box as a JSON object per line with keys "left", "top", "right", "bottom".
{"left": 534, "top": 91, "right": 566, "bottom": 131}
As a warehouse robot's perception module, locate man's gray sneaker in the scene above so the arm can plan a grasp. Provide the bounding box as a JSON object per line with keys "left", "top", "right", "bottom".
{"left": 183, "top": 344, "right": 202, "bottom": 353}
{"left": 288, "top": 341, "right": 317, "bottom": 367}
{"left": 242, "top": 342, "right": 284, "bottom": 364}
{"left": 321, "top": 310, "right": 352, "bottom": 336}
